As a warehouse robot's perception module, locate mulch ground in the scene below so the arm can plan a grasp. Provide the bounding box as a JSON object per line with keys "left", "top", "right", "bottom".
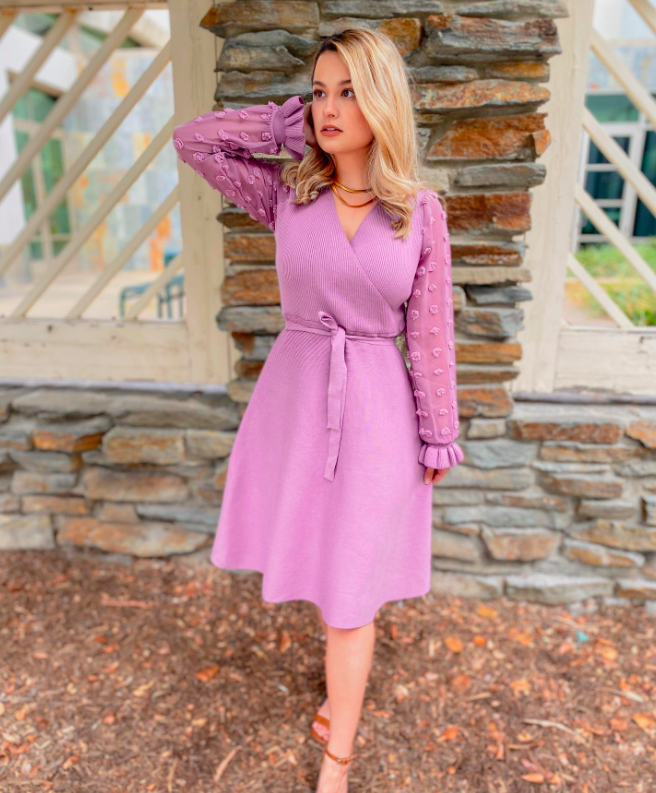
{"left": 1, "top": 547, "right": 655, "bottom": 793}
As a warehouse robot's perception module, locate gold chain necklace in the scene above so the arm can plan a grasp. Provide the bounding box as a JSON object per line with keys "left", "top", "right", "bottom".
{"left": 330, "top": 179, "right": 376, "bottom": 208}
{"left": 333, "top": 178, "right": 371, "bottom": 193}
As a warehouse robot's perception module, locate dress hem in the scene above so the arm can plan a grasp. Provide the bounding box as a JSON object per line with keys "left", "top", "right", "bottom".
{"left": 210, "top": 555, "right": 432, "bottom": 630}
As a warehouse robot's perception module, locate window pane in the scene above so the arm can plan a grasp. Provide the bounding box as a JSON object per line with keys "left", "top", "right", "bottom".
{"left": 585, "top": 169, "right": 624, "bottom": 200}
{"left": 585, "top": 93, "right": 640, "bottom": 122}
{"left": 588, "top": 137, "right": 630, "bottom": 165}
{"left": 580, "top": 206, "right": 621, "bottom": 235}
{"left": 15, "top": 131, "right": 37, "bottom": 218}
{"left": 13, "top": 13, "right": 57, "bottom": 37}
{"left": 14, "top": 87, "right": 56, "bottom": 123}
{"left": 633, "top": 130, "right": 656, "bottom": 237}
{"left": 14, "top": 115, "right": 72, "bottom": 260}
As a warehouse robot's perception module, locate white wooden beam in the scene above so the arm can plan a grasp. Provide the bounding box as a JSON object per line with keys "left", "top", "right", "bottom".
{"left": 574, "top": 182, "right": 656, "bottom": 294}
{"left": 591, "top": 27, "right": 656, "bottom": 132}
{"left": 513, "top": 0, "right": 596, "bottom": 393}
{"left": 78, "top": 9, "right": 170, "bottom": 49}
{"left": 125, "top": 252, "right": 184, "bottom": 320}
{"left": 0, "top": 37, "right": 170, "bottom": 285}
{"left": 628, "top": 0, "right": 656, "bottom": 36}
{"left": 0, "top": 9, "right": 77, "bottom": 125}
{"left": 583, "top": 106, "right": 656, "bottom": 223}
{"left": 0, "top": 11, "right": 17, "bottom": 45}
{"left": 0, "top": 1, "right": 166, "bottom": 9}
{"left": 169, "top": 0, "right": 229, "bottom": 385}
{"left": 0, "top": 319, "right": 193, "bottom": 382}
{"left": 0, "top": 7, "right": 144, "bottom": 212}
{"left": 11, "top": 118, "right": 176, "bottom": 317}
{"left": 64, "top": 188, "right": 179, "bottom": 319}
{"left": 556, "top": 327, "right": 656, "bottom": 394}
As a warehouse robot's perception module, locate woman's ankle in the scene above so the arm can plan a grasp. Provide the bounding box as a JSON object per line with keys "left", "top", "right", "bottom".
{"left": 325, "top": 742, "right": 354, "bottom": 762}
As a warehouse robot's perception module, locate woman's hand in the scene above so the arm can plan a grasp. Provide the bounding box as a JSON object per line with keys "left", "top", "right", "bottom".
{"left": 424, "top": 467, "right": 450, "bottom": 485}
{"left": 303, "top": 100, "right": 317, "bottom": 148}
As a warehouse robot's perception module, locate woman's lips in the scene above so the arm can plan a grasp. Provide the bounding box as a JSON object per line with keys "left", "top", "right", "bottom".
{"left": 321, "top": 128, "right": 342, "bottom": 136}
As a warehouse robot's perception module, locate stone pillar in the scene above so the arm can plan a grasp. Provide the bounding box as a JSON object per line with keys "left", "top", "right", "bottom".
{"left": 204, "top": 2, "right": 565, "bottom": 420}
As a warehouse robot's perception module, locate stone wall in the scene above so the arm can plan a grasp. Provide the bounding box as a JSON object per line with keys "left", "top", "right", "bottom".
{"left": 2, "top": 387, "right": 655, "bottom": 607}
{"left": 0, "top": 387, "right": 232, "bottom": 557}
{"left": 431, "top": 401, "right": 656, "bottom": 605}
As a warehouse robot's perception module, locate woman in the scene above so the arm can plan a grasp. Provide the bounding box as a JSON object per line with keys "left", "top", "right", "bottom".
{"left": 173, "top": 27, "right": 464, "bottom": 793}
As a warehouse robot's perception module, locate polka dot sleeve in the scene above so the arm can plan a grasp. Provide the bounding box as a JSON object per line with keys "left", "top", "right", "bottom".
{"left": 172, "top": 95, "right": 306, "bottom": 232}
{"left": 405, "top": 190, "right": 464, "bottom": 471}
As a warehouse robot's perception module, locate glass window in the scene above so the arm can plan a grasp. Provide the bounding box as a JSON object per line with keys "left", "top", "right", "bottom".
{"left": 14, "top": 130, "right": 41, "bottom": 259}
{"left": 13, "top": 13, "right": 139, "bottom": 52}
{"left": 78, "top": 25, "right": 141, "bottom": 52}
{"left": 13, "top": 87, "right": 56, "bottom": 124}
{"left": 13, "top": 13, "right": 57, "bottom": 37}
{"left": 587, "top": 137, "right": 630, "bottom": 166}
{"left": 585, "top": 94, "right": 640, "bottom": 123}
{"left": 12, "top": 88, "right": 72, "bottom": 261}
{"left": 633, "top": 130, "right": 656, "bottom": 237}
{"left": 585, "top": 170, "right": 624, "bottom": 200}
{"left": 580, "top": 206, "right": 621, "bottom": 236}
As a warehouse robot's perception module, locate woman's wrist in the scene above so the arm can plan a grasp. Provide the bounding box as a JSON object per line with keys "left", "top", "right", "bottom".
{"left": 303, "top": 101, "right": 317, "bottom": 148}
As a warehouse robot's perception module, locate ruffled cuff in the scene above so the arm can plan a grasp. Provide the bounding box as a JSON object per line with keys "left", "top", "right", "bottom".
{"left": 271, "top": 95, "right": 306, "bottom": 161}
{"left": 418, "top": 441, "right": 464, "bottom": 470}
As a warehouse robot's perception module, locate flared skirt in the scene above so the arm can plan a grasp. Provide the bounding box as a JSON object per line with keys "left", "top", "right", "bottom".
{"left": 211, "top": 326, "right": 434, "bottom": 629}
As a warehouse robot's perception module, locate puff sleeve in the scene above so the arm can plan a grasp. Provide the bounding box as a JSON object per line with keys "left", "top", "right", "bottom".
{"left": 172, "top": 94, "right": 306, "bottom": 231}
{"left": 405, "top": 189, "right": 464, "bottom": 470}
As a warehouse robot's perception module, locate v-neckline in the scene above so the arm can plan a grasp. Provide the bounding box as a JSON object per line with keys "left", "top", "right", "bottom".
{"left": 327, "top": 187, "right": 379, "bottom": 248}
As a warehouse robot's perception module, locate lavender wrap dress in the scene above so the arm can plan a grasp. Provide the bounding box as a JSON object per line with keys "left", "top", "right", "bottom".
{"left": 173, "top": 95, "right": 464, "bottom": 629}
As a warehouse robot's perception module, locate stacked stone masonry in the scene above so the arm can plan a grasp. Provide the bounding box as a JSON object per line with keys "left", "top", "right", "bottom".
{"left": 432, "top": 402, "right": 656, "bottom": 603}
{"left": 2, "top": 389, "right": 656, "bottom": 607}
{"left": 212, "top": 0, "right": 568, "bottom": 409}
{"left": 4, "top": 0, "right": 655, "bottom": 608}
{"left": 0, "top": 388, "right": 237, "bottom": 557}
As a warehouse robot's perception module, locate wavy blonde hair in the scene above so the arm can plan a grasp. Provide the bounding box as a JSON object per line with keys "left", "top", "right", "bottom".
{"left": 279, "top": 28, "right": 440, "bottom": 240}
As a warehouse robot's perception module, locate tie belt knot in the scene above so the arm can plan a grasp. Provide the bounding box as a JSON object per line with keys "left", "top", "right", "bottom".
{"left": 284, "top": 310, "right": 399, "bottom": 481}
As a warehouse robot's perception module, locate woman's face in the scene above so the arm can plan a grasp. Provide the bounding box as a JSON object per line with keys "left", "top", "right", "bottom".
{"left": 311, "top": 51, "right": 374, "bottom": 155}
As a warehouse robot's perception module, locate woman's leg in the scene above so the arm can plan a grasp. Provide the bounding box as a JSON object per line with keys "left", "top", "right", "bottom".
{"left": 312, "top": 606, "right": 331, "bottom": 740}
{"left": 315, "top": 618, "right": 376, "bottom": 793}
{"left": 316, "top": 604, "right": 329, "bottom": 638}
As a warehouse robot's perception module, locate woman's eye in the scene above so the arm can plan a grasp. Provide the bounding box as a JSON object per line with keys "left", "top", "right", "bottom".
{"left": 312, "top": 88, "right": 355, "bottom": 98}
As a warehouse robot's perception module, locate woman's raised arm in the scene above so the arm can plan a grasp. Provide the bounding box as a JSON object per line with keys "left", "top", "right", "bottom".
{"left": 172, "top": 95, "right": 306, "bottom": 231}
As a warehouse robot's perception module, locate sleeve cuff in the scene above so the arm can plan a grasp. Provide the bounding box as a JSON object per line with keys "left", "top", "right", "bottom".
{"left": 418, "top": 441, "right": 464, "bottom": 470}
{"left": 272, "top": 95, "right": 306, "bottom": 161}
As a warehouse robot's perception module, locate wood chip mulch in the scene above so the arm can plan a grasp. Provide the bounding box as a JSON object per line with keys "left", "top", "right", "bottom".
{"left": 1, "top": 547, "right": 655, "bottom": 793}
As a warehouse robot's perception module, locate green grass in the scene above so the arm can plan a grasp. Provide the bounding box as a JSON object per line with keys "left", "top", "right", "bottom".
{"left": 568, "top": 240, "right": 656, "bottom": 326}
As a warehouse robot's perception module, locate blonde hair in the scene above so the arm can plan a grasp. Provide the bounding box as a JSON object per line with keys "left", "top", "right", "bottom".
{"left": 279, "top": 28, "right": 440, "bottom": 240}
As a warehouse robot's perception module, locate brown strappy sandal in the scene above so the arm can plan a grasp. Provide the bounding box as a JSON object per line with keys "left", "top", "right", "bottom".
{"left": 324, "top": 745, "right": 355, "bottom": 766}
{"left": 310, "top": 710, "right": 330, "bottom": 745}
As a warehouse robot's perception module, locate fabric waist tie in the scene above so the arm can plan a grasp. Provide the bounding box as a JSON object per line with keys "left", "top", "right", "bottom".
{"left": 284, "top": 310, "right": 401, "bottom": 482}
